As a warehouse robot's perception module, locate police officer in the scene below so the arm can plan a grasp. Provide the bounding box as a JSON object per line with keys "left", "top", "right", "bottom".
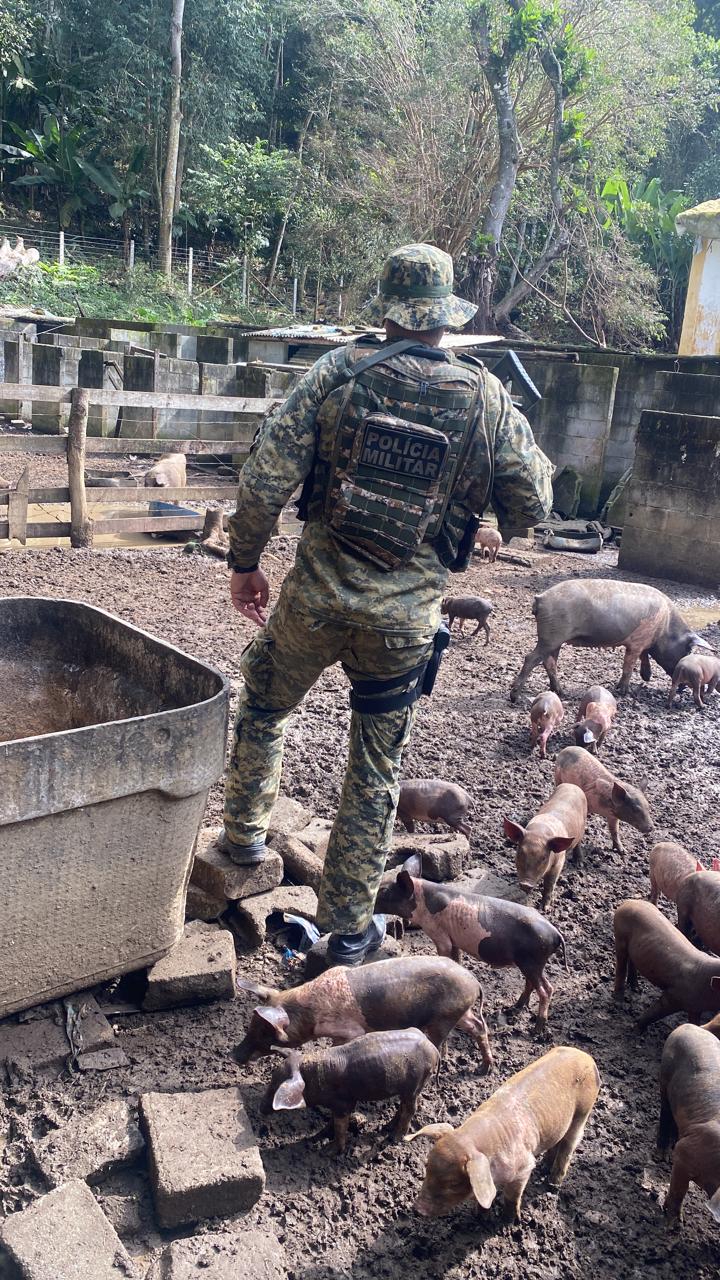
{"left": 221, "top": 243, "right": 553, "bottom": 965}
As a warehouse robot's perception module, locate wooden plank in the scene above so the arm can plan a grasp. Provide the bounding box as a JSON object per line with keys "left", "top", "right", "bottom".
{"left": 7, "top": 466, "right": 29, "bottom": 543}
{"left": 0, "top": 436, "right": 252, "bottom": 456}
{"left": 68, "top": 388, "right": 92, "bottom": 548}
{"left": 85, "top": 484, "right": 238, "bottom": 503}
{"left": 25, "top": 515, "right": 203, "bottom": 538}
{"left": 0, "top": 383, "right": 276, "bottom": 414}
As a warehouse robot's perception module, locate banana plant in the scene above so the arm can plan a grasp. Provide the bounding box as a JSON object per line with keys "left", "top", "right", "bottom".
{"left": 0, "top": 113, "right": 122, "bottom": 226}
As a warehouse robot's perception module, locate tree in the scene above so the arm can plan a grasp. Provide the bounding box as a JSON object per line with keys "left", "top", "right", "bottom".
{"left": 158, "top": 0, "right": 185, "bottom": 278}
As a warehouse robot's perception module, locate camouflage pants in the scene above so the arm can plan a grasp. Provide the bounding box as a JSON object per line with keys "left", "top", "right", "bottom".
{"left": 223, "top": 587, "right": 433, "bottom": 934}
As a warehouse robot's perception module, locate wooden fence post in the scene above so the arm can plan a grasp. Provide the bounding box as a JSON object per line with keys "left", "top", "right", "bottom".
{"left": 67, "top": 387, "right": 93, "bottom": 548}
{"left": 7, "top": 465, "right": 29, "bottom": 545}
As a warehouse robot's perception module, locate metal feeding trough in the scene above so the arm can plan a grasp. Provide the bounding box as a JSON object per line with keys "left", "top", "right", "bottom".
{"left": 0, "top": 597, "right": 229, "bottom": 1018}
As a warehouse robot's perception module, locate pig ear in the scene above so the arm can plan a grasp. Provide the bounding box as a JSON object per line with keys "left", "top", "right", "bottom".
{"left": 712, "top": 858, "right": 720, "bottom": 872}
{"left": 237, "top": 977, "right": 277, "bottom": 1002}
{"left": 707, "top": 1188, "right": 720, "bottom": 1223}
{"left": 465, "top": 1153, "right": 497, "bottom": 1209}
{"left": 397, "top": 870, "right": 415, "bottom": 895}
{"left": 692, "top": 635, "right": 713, "bottom": 651}
{"left": 547, "top": 836, "right": 575, "bottom": 854}
{"left": 503, "top": 818, "right": 525, "bottom": 845}
{"left": 402, "top": 854, "right": 422, "bottom": 878}
{"left": 583, "top": 729, "right": 595, "bottom": 745}
{"left": 611, "top": 782, "right": 628, "bottom": 805}
{"left": 255, "top": 1006, "right": 290, "bottom": 1042}
{"left": 696, "top": 861, "right": 705, "bottom": 873}
{"left": 711, "top": 977, "right": 720, "bottom": 990}
{"left": 404, "top": 1122, "right": 454, "bottom": 1142}
{"left": 272, "top": 1071, "right": 306, "bottom": 1111}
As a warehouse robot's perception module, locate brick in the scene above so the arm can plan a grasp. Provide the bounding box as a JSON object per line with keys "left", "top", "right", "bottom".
{"left": 304, "top": 933, "right": 402, "bottom": 980}
{"left": 0, "top": 1014, "right": 70, "bottom": 1075}
{"left": 146, "top": 1229, "right": 286, "bottom": 1280}
{"left": 265, "top": 794, "right": 314, "bottom": 843}
{"left": 192, "top": 828, "right": 283, "bottom": 900}
{"left": 0, "top": 1179, "right": 139, "bottom": 1279}
{"left": 232, "top": 885, "right": 318, "bottom": 947}
{"left": 185, "top": 883, "right": 227, "bottom": 922}
{"left": 143, "top": 922, "right": 236, "bottom": 1011}
{"left": 389, "top": 832, "right": 470, "bottom": 882}
{"left": 140, "top": 1087, "right": 265, "bottom": 1229}
{"left": 273, "top": 832, "right": 324, "bottom": 890}
{"left": 32, "top": 1100, "right": 144, "bottom": 1189}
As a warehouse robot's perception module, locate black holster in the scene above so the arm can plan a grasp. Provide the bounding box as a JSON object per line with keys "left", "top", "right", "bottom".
{"left": 348, "top": 624, "right": 451, "bottom": 715}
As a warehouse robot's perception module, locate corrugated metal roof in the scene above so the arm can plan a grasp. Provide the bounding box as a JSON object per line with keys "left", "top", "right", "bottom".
{"left": 246, "top": 325, "right": 501, "bottom": 348}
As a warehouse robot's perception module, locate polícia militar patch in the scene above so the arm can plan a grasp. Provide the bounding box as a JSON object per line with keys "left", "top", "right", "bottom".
{"left": 357, "top": 418, "right": 450, "bottom": 482}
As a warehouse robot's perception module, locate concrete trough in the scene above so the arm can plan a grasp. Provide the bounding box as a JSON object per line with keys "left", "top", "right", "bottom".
{"left": 0, "top": 596, "right": 229, "bottom": 1017}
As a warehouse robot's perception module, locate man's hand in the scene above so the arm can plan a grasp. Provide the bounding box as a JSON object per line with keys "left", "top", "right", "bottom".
{"left": 230, "top": 568, "right": 270, "bottom": 626}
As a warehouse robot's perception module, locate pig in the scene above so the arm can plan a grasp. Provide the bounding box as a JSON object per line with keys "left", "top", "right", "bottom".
{"left": 262, "top": 1028, "right": 439, "bottom": 1153}
{"left": 703, "top": 1012, "right": 720, "bottom": 1038}
{"left": 143, "top": 452, "right": 187, "bottom": 488}
{"left": 554, "top": 746, "right": 653, "bottom": 853}
{"left": 441, "top": 595, "right": 493, "bottom": 644}
{"left": 84, "top": 473, "right": 123, "bottom": 488}
{"left": 648, "top": 842, "right": 702, "bottom": 906}
{"left": 234, "top": 955, "right": 493, "bottom": 1072}
{"left": 574, "top": 685, "right": 617, "bottom": 753}
{"left": 657, "top": 1022, "right": 720, "bottom": 1225}
{"left": 530, "top": 692, "right": 564, "bottom": 758}
{"left": 668, "top": 653, "right": 720, "bottom": 709}
{"left": 475, "top": 526, "right": 502, "bottom": 562}
{"left": 612, "top": 899, "right": 720, "bottom": 1029}
{"left": 396, "top": 779, "right": 471, "bottom": 837}
{"left": 676, "top": 870, "right": 720, "bottom": 954}
{"left": 503, "top": 783, "right": 587, "bottom": 908}
{"left": 510, "top": 579, "right": 711, "bottom": 702}
{"left": 376, "top": 862, "right": 567, "bottom": 1032}
{"left": 406, "top": 1046, "right": 600, "bottom": 1220}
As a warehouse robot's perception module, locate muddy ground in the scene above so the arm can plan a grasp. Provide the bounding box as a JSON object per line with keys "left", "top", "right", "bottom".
{"left": 1, "top": 489, "right": 719, "bottom": 1279}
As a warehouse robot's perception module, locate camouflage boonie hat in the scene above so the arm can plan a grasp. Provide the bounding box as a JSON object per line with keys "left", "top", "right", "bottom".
{"left": 363, "top": 243, "right": 477, "bottom": 331}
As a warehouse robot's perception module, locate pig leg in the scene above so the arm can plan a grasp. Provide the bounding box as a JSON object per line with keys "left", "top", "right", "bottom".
{"left": 489, "top": 547, "right": 498, "bottom": 563}
{"left": 667, "top": 673, "right": 681, "bottom": 707}
{"left": 456, "top": 1003, "right": 493, "bottom": 1073}
{"left": 664, "top": 1147, "right": 692, "bottom": 1223}
{"left": 636, "top": 991, "right": 679, "bottom": 1030}
{"left": 607, "top": 816, "right": 624, "bottom": 853}
{"left": 627, "top": 957, "right": 639, "bottom": 991}
{"left": 656, "top": 1090, "right": 678, "bottom": 1153}
{"left": 648, "top": 873, "right": 659, "bottom": 906}
{"left": 543, "top": 651, "right": 562, "bottom": 696}
{"left": 692, "top": 676, "right": 704, "bottom": 709}
{"left": 617, "top": 647, "right": 641, "bottom": 696}
{"left": 640, "top": 652, "right": 652, "bottom": 682}
{"left": 533, "top": 974, "right": 553, "bottom": 1035}
{"left": 506, "top": 978, "right": 533, "bottom": 1019}
{"left": 548, "top": 1108, "right": 592, "bottom": 1186}
{"left": 613, "top": 936, "right": 629, "bottom": 998}
{"left": 399, "top": 815, "right": 416, "bottom": 833}
{"left": 501, "top": 1167, "right": 535, "bottom": 1221}
{"left": 331, "top": 1113, "right": 351, "bottom": 1155}
{"left": 540, "top": 857, "right": 565, "bottom": 910}
{"left": 457, "top": 618, "right": 466, "bottom": 637}
{"left": 388, "top": 1093, "right": 419, "bottom": 1142}
{"left": 510, "top": 646, "right": 549, "bottom": 703}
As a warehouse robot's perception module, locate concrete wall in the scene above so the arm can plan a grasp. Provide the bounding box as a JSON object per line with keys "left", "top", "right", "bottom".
{"left": 619, "top": 409, "right": 720, "bottom": 585}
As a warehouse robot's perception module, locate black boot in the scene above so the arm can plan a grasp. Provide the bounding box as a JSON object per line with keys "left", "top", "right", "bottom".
{"left": 327, "top": 915, "right": 386, "bottom": 967}
{"left": 216, "top": 829, "right": 267, "bottom": 866}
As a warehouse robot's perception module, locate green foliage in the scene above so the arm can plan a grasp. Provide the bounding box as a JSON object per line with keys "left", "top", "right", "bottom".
{"left": 185, "top": 138, "right": 295, "bottom": 242}
{"left": 1, "top": 115, "right": 122, "bottom": 225}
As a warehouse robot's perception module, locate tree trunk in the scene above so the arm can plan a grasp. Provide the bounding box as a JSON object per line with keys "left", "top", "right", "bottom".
{"left": 267, "top": 111, "right": 313, "bottom": 289}
{"left": 158, "top": 0, "right": 185, "bottom": 280}
{"left": 67, "top": 388, "right": 93, "bottom": 549}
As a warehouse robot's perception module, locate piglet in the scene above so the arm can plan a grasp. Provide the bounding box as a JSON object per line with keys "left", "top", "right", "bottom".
{"left": 658, "top": 1022, "right": 720, "bottom": 1225}
{"left": 406, "top": 1046, "right": 600, "bottom": 1220}
{"left": 613, "top": 899, "right": 720, "bottom": 1029}
{"left": 648, "top": 842, "right": 702, "bottom": 906}
{"left": 554, "top": 746, "right": 653, "bottom": 853}
{"left": 504, "top": 783, "right": 587, "bottom": 908}
{"left": 530, "top": 692, "right": 564, "bottom": 758}
{"left": 234, "top": 954, "right": 492, "bottom": 1072}
{"left": 263, "top": 1028, "right": 439, "bottom": 1153}
{"left": 574, "top": 685, "right": 617, "bottom": 753}
{"left": 376, "top": 861, "right": 567, "bottom": 1032}
{"left": 397, "top": 779, "right": 470, "bottom": 837}
{"left": 668, "top": 654, "right": 720, "bottom": 708}
{"left": 441, "top": 596, "right": 493, "bottom": 644}
{"left": 143, "top": 452, "right": 187, "bottom": 488}
{"left": 676, "top": 869, "right": 720, "bottom": 954}
{"left": 475, "top": 526, "right": 502, "bottom": 562}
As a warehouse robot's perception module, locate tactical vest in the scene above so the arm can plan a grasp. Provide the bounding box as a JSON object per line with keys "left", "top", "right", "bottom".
{"left": 314, "top": 340, "right": 486, "bottom": 572}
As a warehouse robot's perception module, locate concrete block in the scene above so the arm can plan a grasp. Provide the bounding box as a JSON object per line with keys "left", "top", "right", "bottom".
{"left": 143, "top": 922, "right": 236, "bottom": 1011}
{"left": 291, "top": 817, "right": 332, "bottom": 854}
{"left": 0, "top": 1013, "right": 70, "bottom": 1074}
{"left": 232, "top": 884, "right": 318, "bottom": 947}
{"left": 146, "top": 1229, "right": 286, "bottom": 1280}
{"left": 455, "top": 867, "right": 529, "bottom": 904}
{"left": 304, "top": 933, "right": 402, "bottom": 980}
{"left": 140, "top": 1087, "right": 265, "bottom": 1229}
{"left": 185, "top": 882, "right": 227, "bottom": 922}
{"left": 0, "top": 1179, "right": 139, "bottom": 1279}
{"left": 192, "top": 828, "right": 283, "bottom": 900}
{"left": 64, "top": 992, "right": 116, "bottom": 1055}
{"left": 265, "top": 794, "right": 314, "bottom": 843}
{"left": 273, "top": 833, "right": 324, "bottom": 891}
{"left": 32, "top": 1099, "right": 144, "bottom": 1188}
{"left": 388, "top": 832, "right": 470, "bottom": 882}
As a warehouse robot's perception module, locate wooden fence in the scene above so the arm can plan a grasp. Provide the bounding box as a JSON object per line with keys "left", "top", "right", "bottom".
{"left": 0, "top": 384, "right": 276, "bottom": 546}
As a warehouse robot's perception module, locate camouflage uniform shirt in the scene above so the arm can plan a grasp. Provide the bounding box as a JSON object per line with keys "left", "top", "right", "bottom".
{"left": 228, "top": 342, "right": 553, "bottom": 638}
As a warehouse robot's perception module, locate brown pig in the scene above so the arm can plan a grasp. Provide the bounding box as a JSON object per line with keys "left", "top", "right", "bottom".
{"left": 406, "top": 1046, "right": 600, "bottom": 1220}
{"left": 441, "top": 595, "right": 493, "bottom": 644}
{"left": 376, "top": 862, "right": 567, "bottom": 1032}
{"left": 612, "top": 899, "right": 720, "bottom": 1029}
{"left": 668, "top": 653, "right": 720, "bottom": 709}
{"left": 263, "top": 1028, "right": 439, "bottom": 1153}
{"left": 657, "top": 1022, "right": 720, "bottom": 1225}
{"left": 510, "top": 579, "right": 711, "bottom": 701}
{"left": 530, "top": 692, "right": 564, "bottom": 758}
{"left": 234, "top": 955, "right": 493, "bottom": 1072}
{"left": 143, "top": 452, "right": 187, "bottom": 488}
{"left": 475, "top": 526, "right": 502, "bottom": 562}
{"left": 574, "top": 684, "right": 617, "bottom": 753}
{"left": 396, "top": 779, "right": 471, "bottom": 837}
{"left": 648, "top": 842, "right": 702, "bottom": 906}
{"left": 503, "top": 783, "right": 587, "bottom": 908}
{"left": 676, "top": 870, "right": 720, "bottom": 954}
{"left": 554, "top": 746, "right": 652, "bottom": 853}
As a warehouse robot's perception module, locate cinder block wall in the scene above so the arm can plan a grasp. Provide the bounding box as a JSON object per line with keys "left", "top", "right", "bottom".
{"left": 619, "top": 409, "right": 720, "bottom": 585}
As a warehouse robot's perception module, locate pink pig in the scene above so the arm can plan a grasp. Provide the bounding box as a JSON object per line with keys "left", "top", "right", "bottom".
{"left": 530, "top": 692, "right": 564, "bottom": 758}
